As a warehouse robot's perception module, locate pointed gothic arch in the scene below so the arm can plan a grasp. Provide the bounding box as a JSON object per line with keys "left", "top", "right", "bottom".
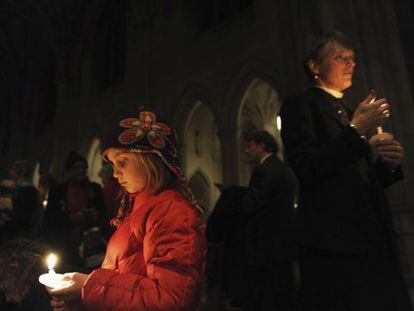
{"left": 238, "top": 78, "right": 283, "bottom": 185}
{"left": 188, "top": 169, "right": 212, "bottom": 214}
{"left": 87, "top": 138, "right": 103, "bottom": 185}
{"left": 182, "top": 101, "right": 222, "bottom": 213}
{"left": 173, "top": 89, "right": 222, "bottom": 214}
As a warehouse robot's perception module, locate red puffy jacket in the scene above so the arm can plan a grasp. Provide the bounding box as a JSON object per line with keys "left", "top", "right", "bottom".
{"left": 82, "top": 189, "right": 206, "bottom": 311}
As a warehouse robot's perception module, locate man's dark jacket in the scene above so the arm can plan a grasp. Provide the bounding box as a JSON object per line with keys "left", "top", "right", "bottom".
{"left": 241, "top": 155, "right": 297, "bottom": 265}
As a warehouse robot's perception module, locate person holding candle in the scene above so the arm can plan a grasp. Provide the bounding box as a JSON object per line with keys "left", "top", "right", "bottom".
{"left": 1, "top": 160, "right": 42, "bottom": 240}
{"left": 45, "top": 107, "right": 206, "bottom": 311}
{"left": 280, "top": 32, "right": 412, "bottom": 310}
{"left": 240, "top": 130, "right": 298, "bottom": 311}
{"left": 42, "top": 152, "right": 107, "bottom": 270}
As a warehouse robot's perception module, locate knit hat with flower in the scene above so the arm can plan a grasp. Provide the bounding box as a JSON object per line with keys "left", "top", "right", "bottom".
{"left": 101, "top": 107, "right": 202, "bottom": 225}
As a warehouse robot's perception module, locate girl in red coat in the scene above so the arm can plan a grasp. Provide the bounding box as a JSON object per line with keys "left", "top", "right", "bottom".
{"left": 48, "top": 107, "right": 206, "bottom": 311}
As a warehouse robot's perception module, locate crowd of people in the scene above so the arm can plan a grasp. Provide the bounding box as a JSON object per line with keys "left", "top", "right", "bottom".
{"left": 0, "top": 152, "right": 121, "bottom": 309}
{"left": 0, "top": 31, "right": 412, "bottom": 311}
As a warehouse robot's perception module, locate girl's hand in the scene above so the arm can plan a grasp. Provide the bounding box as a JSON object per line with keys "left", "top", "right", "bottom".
{"left": 47, "top": 272, "right": 89, "bottom": 302}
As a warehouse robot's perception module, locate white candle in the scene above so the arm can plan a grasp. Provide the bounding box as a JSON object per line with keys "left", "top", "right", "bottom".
{"left": 370, "top": 94, "right": 384, "bottom": 134}
{"left": 48, "top": 253, "right": 56, "bottom": 273}
{"left": 39, "top": 254, "right": 72, "bottom": 289}
{"left": 276, "top": 115, "right": 282, "bottom": 131}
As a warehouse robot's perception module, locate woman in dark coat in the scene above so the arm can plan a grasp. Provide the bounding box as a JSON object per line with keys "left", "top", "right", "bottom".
{"left": 280, "top": 32, "right": 412, "bottom": 311}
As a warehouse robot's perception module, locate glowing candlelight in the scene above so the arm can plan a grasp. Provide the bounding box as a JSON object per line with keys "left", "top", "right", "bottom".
{"left": 39, "top": 253, "right": 71, "bottom": 289}
{"left": 369, "top": 92, "right": 384, "bottom": 135}
{"left": 276, "top": 116, "right": 282, "bottom": 131}
{"left": 368, "top": 92, "right": 394, "bottom": 147}
{"left": 47, "top": 253, "right": 56, "bottom": 273}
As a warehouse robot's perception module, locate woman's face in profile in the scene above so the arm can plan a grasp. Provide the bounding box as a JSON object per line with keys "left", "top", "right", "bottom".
{"left": 107, "top": 150, "right": 147, "bottom": 194}
{"left": 311, "top": 41, "right": 356, "bottom": 92}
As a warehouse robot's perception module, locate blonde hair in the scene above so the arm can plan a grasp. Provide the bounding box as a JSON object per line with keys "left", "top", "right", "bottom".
{"left": 136, "top": 152, "right": 177, "bottom": 194}
{"left": 110, "top": 152, "right": 178, "bottom": 227}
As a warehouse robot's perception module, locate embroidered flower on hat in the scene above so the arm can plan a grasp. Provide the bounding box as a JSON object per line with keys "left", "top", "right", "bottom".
{"left": 118, "top": 111, "right": 172, "bottom": 149}
{"left": 102, "top": 107, "right": 204, "bottom": 219}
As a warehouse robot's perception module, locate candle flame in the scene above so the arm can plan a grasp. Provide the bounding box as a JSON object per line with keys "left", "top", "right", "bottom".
{"left": 369, "top": 92, "right": 383, "bottom": 134}
{"left": 276, "top": 116, "right": 282, "bottom": 131}
{"left": 47, "top": 254, "right": 57, "bottom": 271}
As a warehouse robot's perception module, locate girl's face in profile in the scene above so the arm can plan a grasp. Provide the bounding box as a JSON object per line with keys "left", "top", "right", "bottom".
{"left": 107, "top": 150, "right": 147, "bottom": 194}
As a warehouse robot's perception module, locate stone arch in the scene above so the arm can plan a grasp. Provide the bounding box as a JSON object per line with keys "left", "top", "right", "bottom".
{"left": 238, "top": 78, "right": 283, "bottom": 185}
{"left": 188, "top": 169, "right": 212, "bottom": 214}
{"left": 219, "top": 62, "right": 285, "bottom": 185}
{"left": 172, "top": 84, "right": 218, "bottom": 142}
{"left": 32, "top": 162, "right": 41, "bottom": 188}
{"left": 222, "top": 61, "right": 285, "bottom": 134}
{"left": 173, "top": 87, "right": 222, "bottom": 214}
{"left": 86, "top": 138, "right": 103, "bottom": 185}
{"left": 183, "top": 102, "right": 222, "bottom": 213}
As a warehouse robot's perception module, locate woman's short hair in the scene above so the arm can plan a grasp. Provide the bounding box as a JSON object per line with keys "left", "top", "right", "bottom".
{"left": 246, "top": 130, "right": 279, "bottom": 154}
{"left": 303, "top": 31, "right": 354, "bottom": 81}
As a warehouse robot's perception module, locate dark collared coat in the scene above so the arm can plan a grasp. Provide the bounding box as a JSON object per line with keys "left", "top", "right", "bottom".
{"left": 240, "top": 154, "right": 298, "bottom": 311}
{"left": 280, "top": 87, "right": 412, "bottom": 311}
{"left": 241, "top": 154, "right": 297, "bottom": 265}
{"left": 280, "top": 87, "right": 401, "bottom": 254}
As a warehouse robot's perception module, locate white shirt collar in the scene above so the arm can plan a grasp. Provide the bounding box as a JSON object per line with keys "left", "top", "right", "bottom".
{"left": 315, "top": 86, "right": 344, "bottom": 99}
{"left": 260, "top": 153, "right": 273, "bottom": 165}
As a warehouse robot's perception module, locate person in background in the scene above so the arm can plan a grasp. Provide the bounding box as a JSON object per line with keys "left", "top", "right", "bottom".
{"left": 38, "top": 174, "right": 56, "bottom": 210}
{"left": 280, "top": 31, "right": 412, "bottom": 310}
{"left": 42, "top": 152, "right": 106, "bottom": 269}
{"left": 1, "top": 160, "right": 42, "bottom": 240}
{"left": 98, "top": 164, "right": 121, "bottom": 237}
{"left": 46, "top": 107, "right": 206, "bottom": 311}
{"left": 206, "top": 183, "right": 247, "bottom": 310}
{"left": 0, "top": 178, "right": 15, "bottom": 229}
{"left": 241, "top": 130, "right": 298, "bottom": 311}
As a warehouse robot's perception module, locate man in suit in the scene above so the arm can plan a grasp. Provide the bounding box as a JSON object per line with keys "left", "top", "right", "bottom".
{"left": 280, "top": 32, "right": 412, "bottom": 310}
{"left": 241, "top": 130, "right": 298, "bottom": 311}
